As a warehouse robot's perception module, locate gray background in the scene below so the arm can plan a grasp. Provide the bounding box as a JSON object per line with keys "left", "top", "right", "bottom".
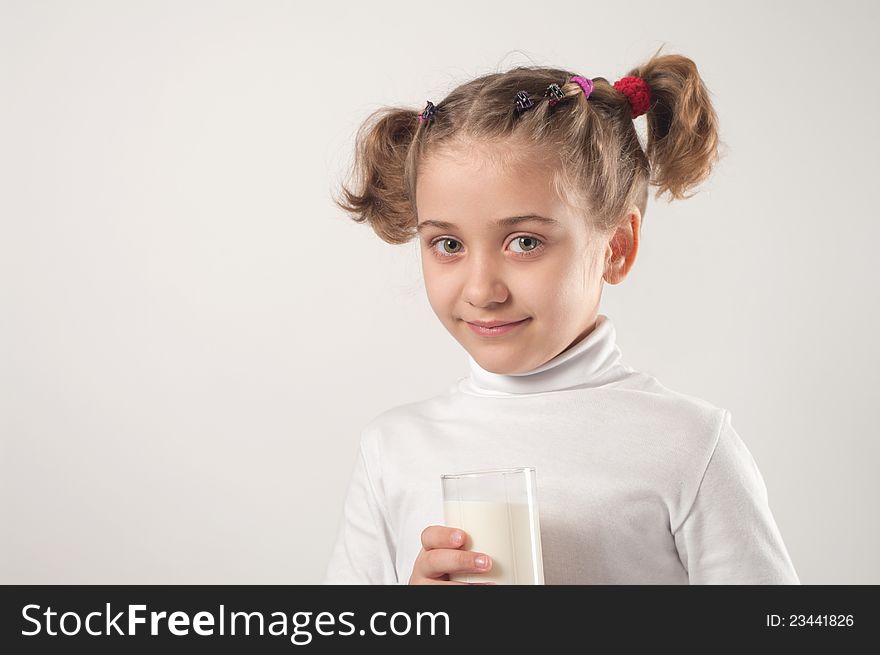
{"left": 1, "top": 0, "right": 877, "bottom": 584}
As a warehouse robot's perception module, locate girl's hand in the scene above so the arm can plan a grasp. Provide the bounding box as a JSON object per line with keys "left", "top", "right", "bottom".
{"left": 408, "top": 525, "right": 494, "bottom": 585}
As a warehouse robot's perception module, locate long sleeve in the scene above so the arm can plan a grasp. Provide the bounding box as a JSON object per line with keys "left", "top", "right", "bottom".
{"left": 673, "top": 410, "right": 800, "bottom": 584}
{"left": 322, "top": 433, "right": 399, "bottom": 584}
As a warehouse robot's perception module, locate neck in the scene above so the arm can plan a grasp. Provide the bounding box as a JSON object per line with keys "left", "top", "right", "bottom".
{"left": 460, "top": 314, "right": 628, "bottom": 396}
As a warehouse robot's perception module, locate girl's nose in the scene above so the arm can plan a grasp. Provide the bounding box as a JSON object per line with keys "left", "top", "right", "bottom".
{"left": 461, "top": 260, "right": 509, "bottom": 308}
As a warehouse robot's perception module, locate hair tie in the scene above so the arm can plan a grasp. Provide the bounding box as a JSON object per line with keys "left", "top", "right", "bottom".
{"left": 513, "top": 90, "right": 534, "bottom": 116}
{"left": 418, "top": 100, "right": 438, "bottom": 123}
{"left": 570, "top": 75, "right": 594, "bottom": 99}
{"left": 613, "top": 76, "right": 651, "bottom": 118}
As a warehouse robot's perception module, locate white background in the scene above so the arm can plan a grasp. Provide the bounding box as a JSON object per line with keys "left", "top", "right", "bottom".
{"left": 1, "top": 0, "right": 877, "bottom": 583}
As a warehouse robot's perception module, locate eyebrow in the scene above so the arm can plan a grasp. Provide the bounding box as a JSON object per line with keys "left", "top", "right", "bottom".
{"left": 415, "top": 214, "right": 560, "bottom": 233}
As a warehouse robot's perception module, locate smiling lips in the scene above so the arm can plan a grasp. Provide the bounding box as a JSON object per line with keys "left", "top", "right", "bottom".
{"left": 465, "top": 318, "right": 531, "bottom": 336}
{"left": 467, "top": 319, "right": 527, "bottom": 328}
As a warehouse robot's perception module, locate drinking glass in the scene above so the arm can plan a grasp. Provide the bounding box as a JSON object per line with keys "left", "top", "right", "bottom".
{"left": 441, "top": 466, "right": 545, "bottom": 585}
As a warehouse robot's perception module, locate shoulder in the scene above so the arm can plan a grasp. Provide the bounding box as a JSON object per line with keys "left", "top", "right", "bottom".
{"left": 358, "top": 381, "right": 462, "bottom": 447}
{"left": 617, "top": 372, "right": 758, "bottom": 523}
{"left": 619, "top": 369, "right": 727, "bottom": 424}
{"left": 612, "top": 369, "right": 732, "bottom": 462}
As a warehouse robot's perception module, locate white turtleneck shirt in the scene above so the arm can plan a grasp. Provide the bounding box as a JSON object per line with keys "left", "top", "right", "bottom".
{"left": 323, "top": 314, "right": 800, "bottom": 584}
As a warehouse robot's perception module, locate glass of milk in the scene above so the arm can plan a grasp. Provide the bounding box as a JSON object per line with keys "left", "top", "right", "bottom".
{"left": 441, "top": 466, "right": 545, "bottom": 585}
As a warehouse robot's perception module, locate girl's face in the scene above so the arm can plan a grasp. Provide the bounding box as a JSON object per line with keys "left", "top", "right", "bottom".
{"left": 415, "top": 142, "right": 635, "bottom": 375}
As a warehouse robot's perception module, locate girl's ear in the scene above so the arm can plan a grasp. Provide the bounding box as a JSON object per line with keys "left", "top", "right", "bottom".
{"left": 603, "top": 208, "right": 641, "bottom": 285}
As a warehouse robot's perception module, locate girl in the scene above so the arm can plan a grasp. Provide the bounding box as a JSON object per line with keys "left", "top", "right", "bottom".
{"left": 322, "top": 49, "right": 800, "bottom": 585}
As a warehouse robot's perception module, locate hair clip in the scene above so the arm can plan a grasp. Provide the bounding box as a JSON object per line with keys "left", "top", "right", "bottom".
{"left": 418, "top": 100, "right": 438, "bottom": 123}
{"left": 544, "top": 83, "right": 564, "bottom": 107}
{"left": 513, "top": 90, "right": 534, "bottom": 116}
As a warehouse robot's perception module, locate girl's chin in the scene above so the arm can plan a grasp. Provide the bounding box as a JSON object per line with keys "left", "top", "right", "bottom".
{"left": 466, "top": 347, "right": 541, "bottom": 375}
{"left": 473, "top": 359, "right": 536, "bottom": 376}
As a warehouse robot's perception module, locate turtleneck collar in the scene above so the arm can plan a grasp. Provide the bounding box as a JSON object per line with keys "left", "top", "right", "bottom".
{"left": 458, "top": 314, "right": 629, "bottom": 397}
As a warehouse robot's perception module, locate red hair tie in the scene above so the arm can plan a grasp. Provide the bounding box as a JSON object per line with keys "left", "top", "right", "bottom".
{"left": 613, "top": 76, "right": 651, "bottom": 119}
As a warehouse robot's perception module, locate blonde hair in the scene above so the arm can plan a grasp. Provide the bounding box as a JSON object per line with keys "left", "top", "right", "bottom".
{"left": 333, "top": 46, "right": 722, "bottom": 244}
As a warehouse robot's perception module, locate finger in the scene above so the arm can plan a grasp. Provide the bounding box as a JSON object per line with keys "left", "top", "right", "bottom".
{"left": 421, "top": 525, "right": 467, "bottom": 550}
{"left": 420, "top": 578, "right": 471, "bottom": 585}
{"left": 421, "top": 548, "right": 492, "bottom": 578}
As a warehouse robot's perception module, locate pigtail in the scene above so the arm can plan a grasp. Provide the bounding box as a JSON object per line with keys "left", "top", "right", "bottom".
{"left": 332, "top": 106, "right": 420, "bottom": 244}
{"left": 628, "top": 47, "right": 722, "bottom": 201}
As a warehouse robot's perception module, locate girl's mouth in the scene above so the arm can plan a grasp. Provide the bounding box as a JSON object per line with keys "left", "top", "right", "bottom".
{"left": 465, "top": 318, "right": 531, "bottom": 337}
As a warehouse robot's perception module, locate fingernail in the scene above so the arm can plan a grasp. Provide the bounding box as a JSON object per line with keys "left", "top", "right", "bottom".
{"left": 452, "top": 531, "right": 463, "bottom": 545}
{"left": 474, "top": 555, "right": 489, "bottom": 569}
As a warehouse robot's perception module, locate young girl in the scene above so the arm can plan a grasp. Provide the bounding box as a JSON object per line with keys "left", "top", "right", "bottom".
{"left": 322, "top": 49, "right": 800, "bottom": 585}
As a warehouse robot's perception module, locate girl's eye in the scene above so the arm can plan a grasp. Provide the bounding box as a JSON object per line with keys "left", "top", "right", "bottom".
{"left": 509, "top": 236, "right": 543, "bottom": 255}
{"left": 428, "top": 235, "right": 545, "bottom": 258}
{"left": 433, "top": 238, "right": 463, "bottom": 256}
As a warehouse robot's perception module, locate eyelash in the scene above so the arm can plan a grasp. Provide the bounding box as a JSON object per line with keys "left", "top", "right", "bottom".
{"left": 427, "top": 235, "right": 546, "bottom": 260}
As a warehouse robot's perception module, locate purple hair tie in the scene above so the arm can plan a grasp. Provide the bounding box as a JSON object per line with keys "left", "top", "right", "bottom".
{"left": 570, "top": 75, "right": 594, "bottom": 99}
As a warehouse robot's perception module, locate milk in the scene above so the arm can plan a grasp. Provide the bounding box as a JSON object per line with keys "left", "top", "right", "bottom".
{"left": 443, "top": 499, "right": 545, "bottom": 584}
